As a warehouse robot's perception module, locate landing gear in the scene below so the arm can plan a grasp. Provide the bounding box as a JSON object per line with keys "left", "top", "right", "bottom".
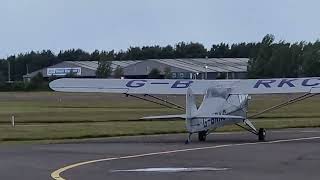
{"left": 185, "top": 131, "right": 208, "bottom": 144}
{"left": 258, "top": 128, "right": 266, "bottom": 141}
{"left": 198, "top": 131, "right": 207, "bottom": 142}
{"left": 236, "top": 119, "right": 267, "bottom": 142}
{"left": 185, "top": 133, "right": 192, "bottom": 144}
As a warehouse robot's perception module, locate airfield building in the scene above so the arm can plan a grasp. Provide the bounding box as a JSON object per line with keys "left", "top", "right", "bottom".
{"left": 23, "top": 58, "right": 248, "bottom": 81}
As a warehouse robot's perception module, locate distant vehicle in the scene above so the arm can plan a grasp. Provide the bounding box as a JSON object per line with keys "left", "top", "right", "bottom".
{"left": 50, "top": 77, "right": 320, "bottom": 143}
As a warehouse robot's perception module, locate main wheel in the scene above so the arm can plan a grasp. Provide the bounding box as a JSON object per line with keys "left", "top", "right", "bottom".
{"left": 198, "top": 131, "right": 207, "bottom": 142}
{"left": 258, "top": 128, "right": 266, "bottom": 141}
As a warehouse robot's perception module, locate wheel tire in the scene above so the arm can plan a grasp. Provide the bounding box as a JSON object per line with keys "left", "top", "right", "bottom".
{"left": 198, "top": 131, "right": 207, "bottom": 142}
{"left": 258, "top": 128, "right": 266, "bottom": 141}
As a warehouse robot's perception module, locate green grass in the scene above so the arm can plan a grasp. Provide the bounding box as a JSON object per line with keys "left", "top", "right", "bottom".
{"left": 2, "top": 118, "right": 320, "bottom": 142}
{"left": 0, "top": 121, "right": 185, "bottom": 141}
{"left": 1, "top": 92, "right": 320, "bottom": 143}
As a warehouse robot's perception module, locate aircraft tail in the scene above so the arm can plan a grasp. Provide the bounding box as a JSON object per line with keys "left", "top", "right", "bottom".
{"left": 141, "top": 88, "right": 198, "bottom": 132}
{"left": 185, "top": 88, "right": 197, "bottom": 132}
{"left": 186, "top": 88, "right": 197, "bottom": 118}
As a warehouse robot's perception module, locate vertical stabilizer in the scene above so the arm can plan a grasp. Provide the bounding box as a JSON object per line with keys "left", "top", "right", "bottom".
{"left": 186, "top": 88, "right": 197, "bottom": 118}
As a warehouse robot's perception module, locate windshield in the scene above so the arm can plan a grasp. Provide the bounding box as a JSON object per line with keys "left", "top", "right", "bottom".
{"left": 205, "top": 87, "right": 231, "bottom": 99}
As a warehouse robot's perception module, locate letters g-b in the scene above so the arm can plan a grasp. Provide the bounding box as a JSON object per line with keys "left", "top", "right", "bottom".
{"left": 126, "top": 80, "right": 147, "bottom": 88}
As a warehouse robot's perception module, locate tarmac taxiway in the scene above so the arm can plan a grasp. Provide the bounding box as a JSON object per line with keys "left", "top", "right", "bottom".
{"left": 0, "top": 128, "right": 320, "bottom": 180}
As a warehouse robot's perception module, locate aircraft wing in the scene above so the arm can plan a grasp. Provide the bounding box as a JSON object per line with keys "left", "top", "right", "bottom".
{"left": 49, "top": 77, "right": 320, "bottom": 95}
{"left": 49, "top": 78, "right": 237, "bottom": 94}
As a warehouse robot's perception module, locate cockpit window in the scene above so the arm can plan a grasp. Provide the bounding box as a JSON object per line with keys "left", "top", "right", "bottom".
{"left": 205, "top": 87, "right": 231, "bottom": 99}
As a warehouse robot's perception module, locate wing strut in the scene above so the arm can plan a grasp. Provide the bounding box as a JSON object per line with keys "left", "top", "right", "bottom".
{"left": 235, "top": 123, "right": 258, "bottom": 135}
{"left": 124, "top": 94, "right": 184, "bottom": 111}
{"left": 248, "top": 93, "right": 318, "bottom": 119}
{"left": 144, "top": 94, "right": 185, "bottom": 110}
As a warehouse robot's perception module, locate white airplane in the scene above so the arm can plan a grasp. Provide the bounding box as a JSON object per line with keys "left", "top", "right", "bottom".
{"left": 49, "top": 77, "right": 320, "bottom": 144}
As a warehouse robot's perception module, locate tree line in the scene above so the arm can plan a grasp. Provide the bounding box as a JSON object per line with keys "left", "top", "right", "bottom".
{"left": 1, "top": 34, "right": 320, "bottom": 84}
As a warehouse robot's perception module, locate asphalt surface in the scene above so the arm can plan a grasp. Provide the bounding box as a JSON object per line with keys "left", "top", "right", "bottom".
{"left": 1, "top": 128, "right": 320, "bottom": 180}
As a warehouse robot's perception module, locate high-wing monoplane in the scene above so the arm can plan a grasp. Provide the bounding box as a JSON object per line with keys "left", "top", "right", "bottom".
{"left": 50, "top": 77, "right": 320, "bottom": 143}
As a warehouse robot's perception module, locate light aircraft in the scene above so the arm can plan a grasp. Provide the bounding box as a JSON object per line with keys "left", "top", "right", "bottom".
{"left": 49, "top": 77, "right": 320, "bottom": 144}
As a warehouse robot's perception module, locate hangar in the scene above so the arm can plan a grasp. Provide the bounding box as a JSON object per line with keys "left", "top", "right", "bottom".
{"left": 124, "top": 58, "right": 248, "bottom": 79}
{"left": 23, "top": 58, "right": 248, "bottom": 81}
{"left": 23, "top": 60, "right": 140, "bottom": 81}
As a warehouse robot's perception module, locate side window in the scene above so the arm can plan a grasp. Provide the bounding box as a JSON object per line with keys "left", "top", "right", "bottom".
{"left": 172, "top": 73, "right": 177, "bottom": 79}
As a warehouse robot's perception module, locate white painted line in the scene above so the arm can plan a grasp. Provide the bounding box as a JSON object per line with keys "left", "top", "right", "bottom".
{"left": 110, "top": 167, "right": 230, "bottom": 173}
{"left": 51, "top": 136, "right": 320, "bottom": 180}
{"left": 299, "top": 130, "right": 320, "bottom": 133}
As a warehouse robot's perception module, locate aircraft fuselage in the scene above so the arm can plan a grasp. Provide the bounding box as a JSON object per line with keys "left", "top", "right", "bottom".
{"left": 188, "top": 117, "right": 244, "bottom": 133}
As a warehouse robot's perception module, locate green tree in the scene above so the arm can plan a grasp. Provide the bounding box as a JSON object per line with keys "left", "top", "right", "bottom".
{"left": 113, "top": 65, "right": 124, "bottom": 78}
{"left": 301, "top": 41, "right": 320, "bottom": 76}
{"left": 164, "top": 66, "right": 171, "bottom": 79}
{"left": 100, "top": 50, "right": 115, "bottom": 61}
{"left": 124, "top": 47, "right": 144, "bottom": 60}
{"left": 90, "top": 50, "right": 101, "bottom": 61}
{"left": 159, "top": 45, "right": 175, "bottom": 58}
{"left": 3, "top": 34, "right": 320, "bottom": 81}
{"left": 209, "top": 43, "right": 230, "bottom": 58}
{"left": 0, "top": 71, "right": 6, "bottom": 86}
{"left": 31, "top": 72, "right": 44, "bottom": 84}
{"left": 248, "top": 34, "right": 275, "bottom": 78}
{"left": 175, "top": 42, "right": 207, "bottom": 58}
{"left": 58, "top": 49, "right": 90, "bottom": 61}
{"left": 48, "top": 75, "right": 58, "bottom": 82}
{"left": 141, "top": 46, "right": 162, "bottom": 59}
{"left": 96, "top": 59, "right": 112, "bottom": 78}
{"left": 25, "top": 72, "right": 47, "bottom": 90}
{"left": 148, "top": 68, "right": 162, "bottom": 79}
{"left": 4, "top": 50, "right": 58, "bottom": 81}
{"left": 0, "top": 60, "right": 7, "bottom": 82}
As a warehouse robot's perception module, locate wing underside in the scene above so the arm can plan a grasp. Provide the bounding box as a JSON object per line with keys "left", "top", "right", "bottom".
{"left": 141, "top": 114, "right": 186, "bottom": 120}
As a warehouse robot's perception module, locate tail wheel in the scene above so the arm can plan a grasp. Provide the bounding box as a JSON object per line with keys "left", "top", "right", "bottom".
{"left": 258, "top": 128, "right": 266, "bottom": 141}
{"left": 198, "top": 131, "right": 207, "bottom": 142}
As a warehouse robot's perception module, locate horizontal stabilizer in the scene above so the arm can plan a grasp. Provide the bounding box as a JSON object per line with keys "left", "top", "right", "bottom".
{"left": 141, "top": 114, "right": 186, "bottom": 120}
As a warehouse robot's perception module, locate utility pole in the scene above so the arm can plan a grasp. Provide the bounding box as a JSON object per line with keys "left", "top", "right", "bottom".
{"left": 205, "top": 56, "right": 208, "bottom": 80}
{"left": 205, "top": 65, "right": 208, "bottom": 79}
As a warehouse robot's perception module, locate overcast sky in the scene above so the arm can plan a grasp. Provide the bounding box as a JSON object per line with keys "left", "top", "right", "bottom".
{"left": 1, "top": 0, "right": 320, "bottom": 58}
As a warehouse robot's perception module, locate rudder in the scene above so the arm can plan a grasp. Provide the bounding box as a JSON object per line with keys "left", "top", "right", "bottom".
{"left": 186, "top": 88, "right": 197, "bottom": 119}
